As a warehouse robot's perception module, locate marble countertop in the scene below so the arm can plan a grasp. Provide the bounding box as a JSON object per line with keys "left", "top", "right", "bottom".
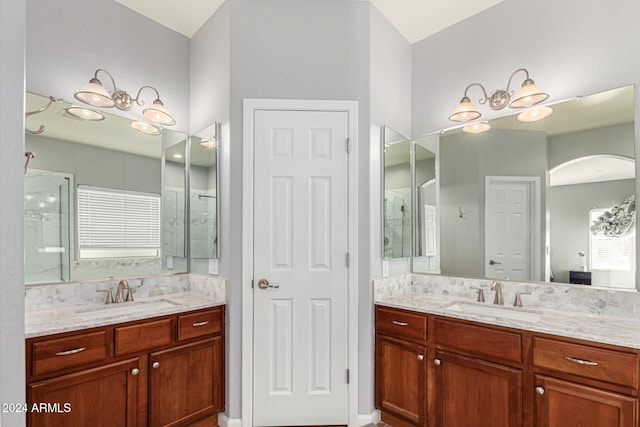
{"left": 376, "top": 293, "right": 640, "bottom": 350}
{"left": 25, "top": 291, "right": 226, "bottom": 339}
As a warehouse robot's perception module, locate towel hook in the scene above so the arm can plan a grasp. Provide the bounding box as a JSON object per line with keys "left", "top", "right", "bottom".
{"left": 25, "top": 96, "right": 61, "bottom": 135}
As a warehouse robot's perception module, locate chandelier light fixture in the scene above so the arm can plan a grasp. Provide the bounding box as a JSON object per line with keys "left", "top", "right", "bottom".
{"left": 449, "top": 68, "right": 549, "bottom": 122}
{"left": 74, "top": 68, "right": 176, "bottom": 126}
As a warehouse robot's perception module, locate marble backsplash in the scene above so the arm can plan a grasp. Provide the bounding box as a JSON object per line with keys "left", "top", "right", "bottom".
{"left": 25, "top": 273, "right": 226, "bottom": 311}
{"left": 374, "top": 273, "right": 640, "bottom": 318}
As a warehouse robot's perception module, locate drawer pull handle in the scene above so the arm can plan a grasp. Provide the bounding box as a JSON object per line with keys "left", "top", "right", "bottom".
{"left": 55, "top": 347, "right": 86, "bottom": 356}
{"left": 535, "top": 386, "right": 545, "bottom": 395}
{"left": 192, "top": 321, "right": 210, "bottom": 327}
{"left": 131, "top": 368, "right": 139, "bottom": 376}
{"left": 564, "top": 356, "right": 598, "bottom": 366}
{"left": 434, "top": 358, "right": 441, "bottom": 366}
{"left": 417, "top": 354, "right": 424, "bottom": 361}
{"left": 152, "top": 362, "right": 160, "bottom": 369}
{"left": 391, "top": 321, "right": 408, "bottom": 326}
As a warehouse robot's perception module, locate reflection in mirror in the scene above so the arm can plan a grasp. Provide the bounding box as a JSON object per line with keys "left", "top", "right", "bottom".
{"left": 412, "top": 135, "right": 440, "bottom": 273}
{"left": 383, "top": 126, "right": 411, "bottom": 258}
{"left": 189, "top": 123, "right": 220, "bottom": 275}
{"left": 413, "top": 85, "right": 636, "bottom": 290}
{"left": 24, "top": 92, "right": 188, "bottom": 285}
{"left": 162, "top": 135, "right": 188, "bottom": 273}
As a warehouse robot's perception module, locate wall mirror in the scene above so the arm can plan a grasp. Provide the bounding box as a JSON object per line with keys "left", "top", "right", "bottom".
{"left": 189, "top": 123, "right": 220, "bottom": 275}
{"left": 24, "top": 92, "right": 188, "bottom": 285}
{"left": 162, "top": 133, "right": 188, "bottom": 273}
{"left": 383, "top": 126, "right": 412, "bottom": 259}
{"left": 412, "top": 85, "right": 636, "bottom": 290}
{"left": 413, "top": 134, "right": 439, "bottom": 273}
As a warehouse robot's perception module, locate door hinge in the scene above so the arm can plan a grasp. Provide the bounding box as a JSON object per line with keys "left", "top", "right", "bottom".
{"left": 346, "top": 137, "right": 351, "bottom": 154}
{"left": 346, "top": 369, "right": 350, "bottom": 384}
{"left": 346, "top": 252, "right": 350, "bottom": 268}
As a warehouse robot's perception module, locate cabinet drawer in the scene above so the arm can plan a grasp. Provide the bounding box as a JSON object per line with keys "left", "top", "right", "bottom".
{"left": 533, "top": 337, "right": 638, "bottom": 389}
{"left": 115, "top": 319, "right": 173, "bottom": 355}
{"left": 31, "top": 330, "right": 108, "bottom": 376}
{"left": 178, "top": 308, "right": 223, "bottom": 341}
{"left": 435, "top": 318, "right": 522, "bottom": 364}
{"left": 375, "top": 306, "right": 427, "bottom": 342}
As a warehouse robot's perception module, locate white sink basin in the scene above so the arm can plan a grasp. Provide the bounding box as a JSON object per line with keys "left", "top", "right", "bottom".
{"left": 75, "top": 299, "right": 181, "bottom": 321}
{"left": 445, "top": 302, "right": 541, "bottom": 323}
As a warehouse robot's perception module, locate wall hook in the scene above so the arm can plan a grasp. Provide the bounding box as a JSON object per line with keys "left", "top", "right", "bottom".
{"left": 25, "top": 96, "right": 61, "bottom": 135}
{"left": 458, "top": 207, "right": 464, "bottom": 218}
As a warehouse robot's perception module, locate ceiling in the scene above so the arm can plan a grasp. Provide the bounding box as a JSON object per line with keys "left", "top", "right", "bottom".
{"left": 114, "top": 0, "right": 504, "bottom": 43}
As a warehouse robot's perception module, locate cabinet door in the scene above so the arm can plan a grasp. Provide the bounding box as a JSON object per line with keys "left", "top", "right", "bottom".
{"left": 28, "top": 358, "right": 139, "bottom": 427}
{"left": 149, "top": 336, "right": 223, "bottom": 427}
{"left": 375, "top": 335, "right": 427, "bottom": 426}
{"left": 535, "top": 374, "right": 638, "bottom": 427}
{"left": 435, "top": 350, "right": 522, "bottom": 427}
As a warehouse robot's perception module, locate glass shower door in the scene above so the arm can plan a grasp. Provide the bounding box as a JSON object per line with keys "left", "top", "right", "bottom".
{"left": 24, "top": 170, "right": 71, "bottom": 284}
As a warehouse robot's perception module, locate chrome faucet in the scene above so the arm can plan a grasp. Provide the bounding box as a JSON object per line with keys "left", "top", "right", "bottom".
{"left": 114, "top": 279, "right": 129, "bottom": 303}
{"left": 491, "top": 281, "right": 504, "bottom": 305}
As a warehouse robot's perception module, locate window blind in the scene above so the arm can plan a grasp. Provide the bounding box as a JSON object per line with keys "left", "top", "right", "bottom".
{"left": 77, "top": 185, "right": 161, "bottom": 258}
{"left": 589, "top": 208, "right": 633, "bottom": 271}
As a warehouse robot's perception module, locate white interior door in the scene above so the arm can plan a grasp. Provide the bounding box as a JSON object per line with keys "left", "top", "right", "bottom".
{"left": 253, "top": 109, "right": 350, "bottom": 426}
{"left": 485, "top": 177, "right": 540, "bottom": 281}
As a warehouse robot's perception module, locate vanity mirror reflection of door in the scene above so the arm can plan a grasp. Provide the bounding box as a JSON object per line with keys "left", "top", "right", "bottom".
{"left": 189, "top": 122, "right": 220, "bottom": 275}
{"left": 412, "top": 84, "right": 636, "bottom": 290}
{"left": 383, "top": 126, "right": 412, "bottom": 259}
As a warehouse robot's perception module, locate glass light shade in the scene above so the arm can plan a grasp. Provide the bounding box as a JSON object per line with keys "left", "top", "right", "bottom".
{"left": 66, "top": 106, "right": 105, "bottom": 121}
{"left": 74, "top": 79, "right": 115, "bottom": 108}
{"left": 199, "top": 138, "right": 217, "bottom": 148}
{"left": 143, "top": 100, "right": 175, "bottom": 126}
{"left": 517, "top": 106, "right": 554, "bottom": 123}
{"left": 510, "top": 80, "right": 549, "bottom": 108}
{"left": 449, "top": 97, "right": 481, "bottom": 122}
{"left": 462, "top": 121, "right": 491, "bottom": 134}
{"left": 130, "top": 120, "right": 161, "bottom": 135}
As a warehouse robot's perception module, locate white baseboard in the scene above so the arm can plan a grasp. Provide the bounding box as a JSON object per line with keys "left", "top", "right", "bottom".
{"left": 219, "top": 410, "right": 378, "bottom": 427}
{"left": 357, "top": 409, "right": 381, "bottom": 426}
{"left": 219, "top": 413, "right": 242, "bottom": 427}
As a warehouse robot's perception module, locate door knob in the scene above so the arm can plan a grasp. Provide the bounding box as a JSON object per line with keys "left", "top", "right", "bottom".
{"left": 152, "top": 362, "right": 160, "bottom": 369}
{"left": 535, "top": 386, "right": 545, "bottom": 395}
{"left": 489, "top": 259, "right": 502, "bottom": 265}
{"left": 257, "top": 279, "right": 279, "bottom": 290}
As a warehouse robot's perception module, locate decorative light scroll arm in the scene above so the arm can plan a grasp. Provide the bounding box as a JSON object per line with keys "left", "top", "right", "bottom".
{"left": 93, "top": 68, "right": 119, "bottom": 93}
{"left": 504, "top": 68, "right": 530, "bottom": 97}
{"left": 463, "top": 83, "right": 490, "bottom": 105}
{"left": 25, "top": 96, "right": 61, "bottom": 135}
{"left": 131, "top": 85, "right": 162, "bottom": 107}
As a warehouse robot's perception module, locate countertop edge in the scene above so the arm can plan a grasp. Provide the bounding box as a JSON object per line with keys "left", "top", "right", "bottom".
{"left": 374, "top": 297, "right": 640, "bottom": 350}
{"left": 25, "top": 292, "right": 227, "bottom": 339}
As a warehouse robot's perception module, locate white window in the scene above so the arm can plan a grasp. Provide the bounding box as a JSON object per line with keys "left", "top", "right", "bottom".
{"left": 589, "top": 208, "right": 634, "bottom": 271}
{"left": 77, "top": 185, "right": 161, "bottom": 258}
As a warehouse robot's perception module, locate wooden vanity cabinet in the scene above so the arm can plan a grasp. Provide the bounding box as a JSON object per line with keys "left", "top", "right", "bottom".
{"left": 375, "top": 306, "right": 428, "bottom": 427}
{"left": 433, "top": 318, "right": 524, "bottom": 427}
{"left": 26, "top": 305, "right": 225, "bottom": 427}
{"left": 532, "top": 336, "right": 639, "bottom": 427}
{"left": 375, "top": 304, "right": 640, "bottom": 427}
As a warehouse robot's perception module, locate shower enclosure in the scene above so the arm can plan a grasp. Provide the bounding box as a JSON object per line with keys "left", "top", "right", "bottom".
{"left": 24, "top": 170, "right": 72, "bottom": 284}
